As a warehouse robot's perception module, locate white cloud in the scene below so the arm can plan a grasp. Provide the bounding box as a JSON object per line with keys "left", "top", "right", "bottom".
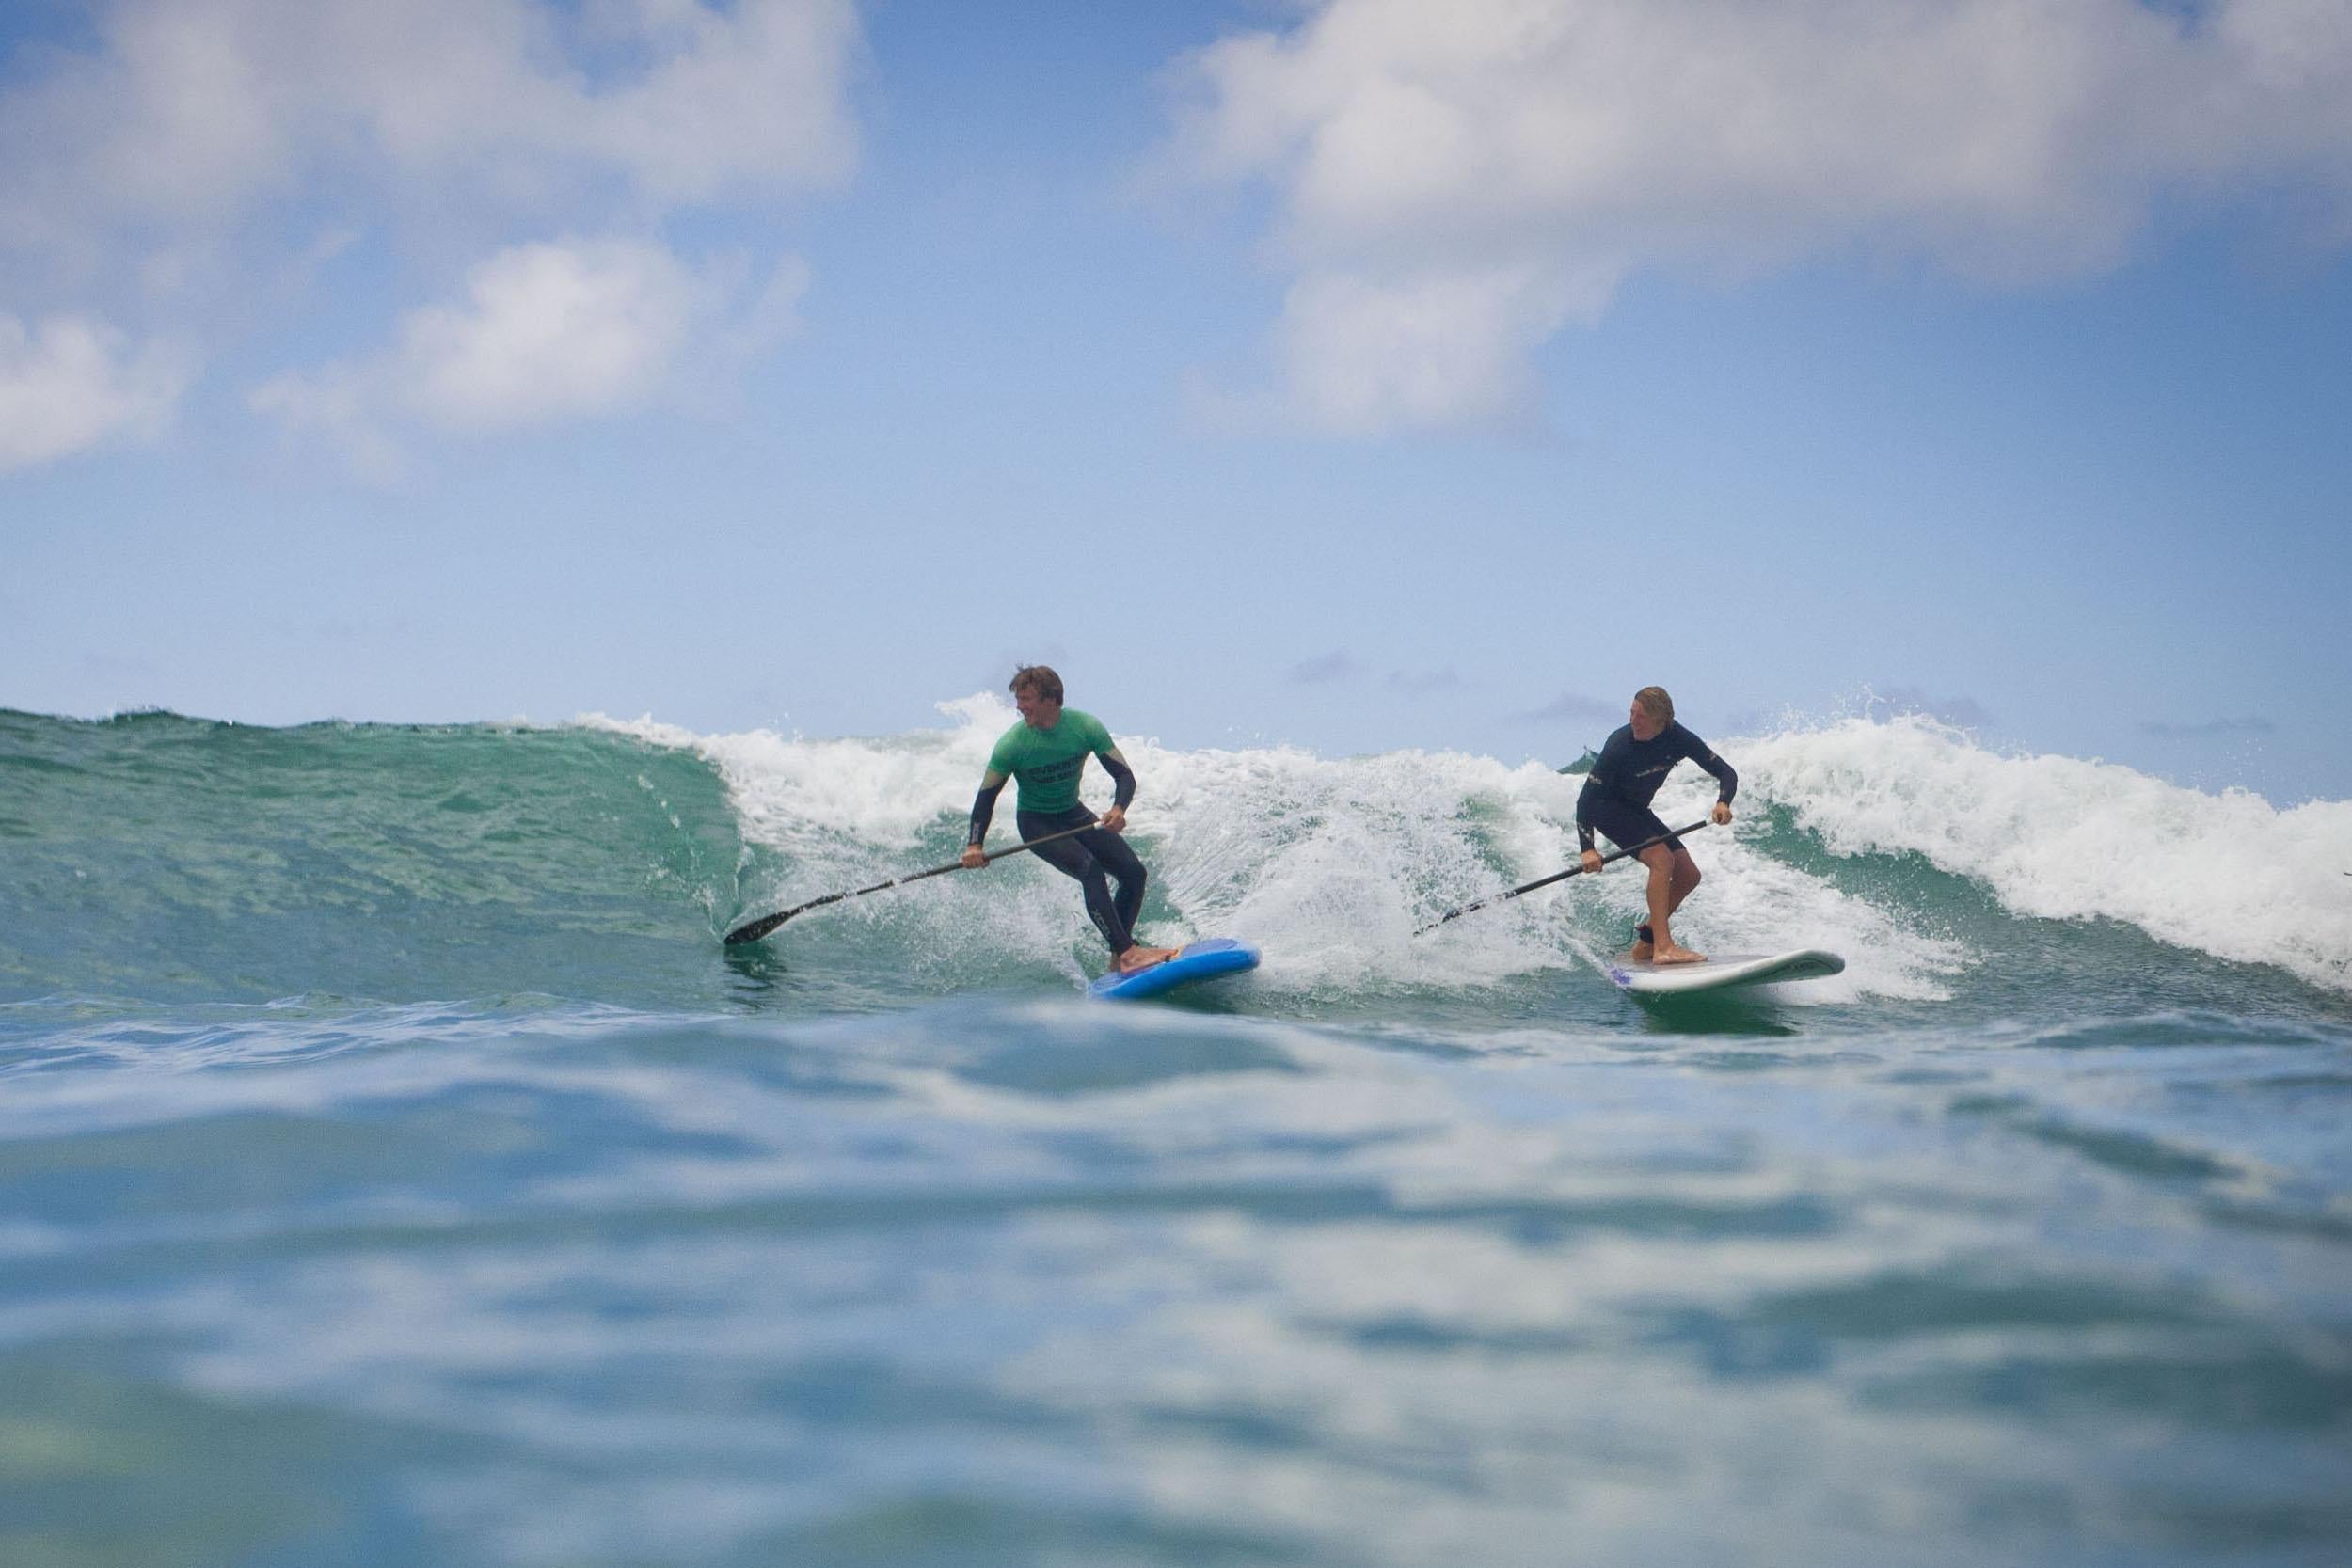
{"left": 0, "top": 314, "right": 193, "bottom": 472}
{"left": 1, "top": 0, "right": 861, "bottom": 257}
{"left": 0, "top": 1, "right": 859, "bottom": 471}
{"left": 399, "top": 240, "right": 707, "bottom": 431}
{"left": 252, "top": 238, "right": 806, "bottom": 465}
{"left": 1276, "top": 266, "right": 1603, "bottom": 436}
{"left": 1162, "top": 0, "right": 2352, "bottom": 434}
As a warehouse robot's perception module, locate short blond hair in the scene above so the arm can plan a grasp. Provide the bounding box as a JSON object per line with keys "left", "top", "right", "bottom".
{"left": 1633, "top": 686, "right": 1675, "bottom": 722}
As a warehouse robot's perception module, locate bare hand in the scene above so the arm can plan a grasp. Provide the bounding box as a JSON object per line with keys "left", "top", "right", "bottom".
{"left": 1711, "top": 800, "right": 1733, "bottom": 826}
{"left": 960, "top": 844, "right": 986, "bottom": 870}
{"left": 1581, "top": 849, "right": 1603, "bottom": 874}
{"left": 1098, "top": 805, "right": 1127, "bottom": 833}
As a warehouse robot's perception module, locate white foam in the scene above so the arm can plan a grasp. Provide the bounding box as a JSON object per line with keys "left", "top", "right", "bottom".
{"left": 628, "top": 702, "right": 2352, "bottom": 1000}
{"left": 1739, "top": 715, "right": 2352, "bottom": 994}
{"left": 592, "top": 698, "right": 1975, "bottom": 1001}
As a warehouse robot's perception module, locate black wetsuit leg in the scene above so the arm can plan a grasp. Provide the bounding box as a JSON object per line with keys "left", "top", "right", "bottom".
{"left": 1585, "top": 799, "right": 1677, "bottom": 856}
{"left": 1018, "top": 806, "right": 1147, "bottom": 954}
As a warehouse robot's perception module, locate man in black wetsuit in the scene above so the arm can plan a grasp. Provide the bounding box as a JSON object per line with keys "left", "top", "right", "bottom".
{"left": 1575, "top": 686, "right": 1738, "bottom": 965}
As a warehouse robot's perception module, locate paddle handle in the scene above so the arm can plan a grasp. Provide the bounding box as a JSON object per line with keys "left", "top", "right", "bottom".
{"left": 1414, "top": 818, "right": 1713, "bottom": 936}
{"left": 723, "top": 820, "right": 1104, "bottom": 945}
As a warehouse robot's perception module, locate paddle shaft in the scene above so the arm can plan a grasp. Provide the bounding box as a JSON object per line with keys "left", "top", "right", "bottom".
{"left": 1413, "top": 818, "right": 1713, "bottom": 936}
{"left": 723, "top": 821, "right": 1103, "bottom": 946}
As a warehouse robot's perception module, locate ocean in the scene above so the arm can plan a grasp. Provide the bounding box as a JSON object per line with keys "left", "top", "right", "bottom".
{"left": 4, "top": 697, "right": 2348, "bottom": 1566}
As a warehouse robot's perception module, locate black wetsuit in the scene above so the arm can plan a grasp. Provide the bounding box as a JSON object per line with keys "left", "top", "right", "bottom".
{"left": 968, "top": 752, "right": 1147, "bottom": 954}
{"left": 1575, "top": 721, "right": 1737, "bottom": 856}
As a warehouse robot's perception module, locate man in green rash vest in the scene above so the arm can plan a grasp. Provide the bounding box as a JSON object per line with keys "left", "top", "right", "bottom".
{"left": 960, "top": 665, "right": 1182, "bottom": 975}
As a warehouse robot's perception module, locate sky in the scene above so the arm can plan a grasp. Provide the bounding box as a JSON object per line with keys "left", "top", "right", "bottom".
{"left": 5, "top": 0, "right": 2350, "bottom": 803}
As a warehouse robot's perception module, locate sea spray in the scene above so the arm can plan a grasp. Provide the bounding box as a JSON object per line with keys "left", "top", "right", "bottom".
{"left": 1739, "top": 714, "right": 2352, "bottom": 994}
{"left": 605, "top": 698, "right": 2014, "bottom": 1005}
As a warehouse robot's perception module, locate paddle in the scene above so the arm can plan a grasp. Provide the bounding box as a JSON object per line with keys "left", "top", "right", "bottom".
{"left": 1413, "top": 818, "right": 1713, "bottom": 936}
{"left": 723, "top": 822, "right": 1101, "bottom": 946}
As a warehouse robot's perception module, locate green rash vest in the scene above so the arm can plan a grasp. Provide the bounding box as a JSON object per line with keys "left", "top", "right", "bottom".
{"left": 987, "top": 710, "right": 1117, "bottom": 814}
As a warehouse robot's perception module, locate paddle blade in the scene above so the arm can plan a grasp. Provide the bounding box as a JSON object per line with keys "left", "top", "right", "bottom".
{"left": 723, "top": 910, "right": 792, "bottom": 946}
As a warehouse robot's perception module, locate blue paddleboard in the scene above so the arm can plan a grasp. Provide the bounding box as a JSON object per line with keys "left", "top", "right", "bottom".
{"left": 1086, "top": 937, "right": 1262, "bottom": 1002}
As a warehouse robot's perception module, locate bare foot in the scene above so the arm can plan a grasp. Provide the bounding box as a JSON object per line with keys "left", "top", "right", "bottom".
{"left": 1628, "top": 940, "right": 1655, "bottom": 962}
{"left": 1652, "top": 943, "right": 1708, "bottom": 966}
{"left": 1116, "top": 945, "right": 1182, "bottom": 974}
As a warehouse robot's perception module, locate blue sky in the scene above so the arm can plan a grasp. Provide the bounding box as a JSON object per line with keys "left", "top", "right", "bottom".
{"left": 5, "top": 0, "right": 2349, "bottom": 802}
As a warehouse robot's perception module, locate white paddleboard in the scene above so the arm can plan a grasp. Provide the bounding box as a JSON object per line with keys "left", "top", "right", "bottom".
{"left": 1606, "top": 948, "right": 1845, "bottom": 996}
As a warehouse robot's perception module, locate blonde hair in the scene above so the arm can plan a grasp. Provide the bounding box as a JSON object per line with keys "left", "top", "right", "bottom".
{"left": 1633, "top": 686, "right": 1675, "bottom": 722}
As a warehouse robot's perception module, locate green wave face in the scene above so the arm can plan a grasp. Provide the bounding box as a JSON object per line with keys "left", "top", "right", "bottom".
{"left": 0, "top": 710, "right": 742, "bottom": 1009}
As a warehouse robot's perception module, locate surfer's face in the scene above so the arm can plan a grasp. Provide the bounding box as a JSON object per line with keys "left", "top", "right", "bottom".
{"left": 1017, "top": 688, "right": 1062, "bottom": 729}
{"left": 1629, "top": 699, "right": 1663, "bottom": 741}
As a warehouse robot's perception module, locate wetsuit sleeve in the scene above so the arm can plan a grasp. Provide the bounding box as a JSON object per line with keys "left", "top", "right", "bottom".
{"left": 1681, "top": 729, "right": 1738, "bottom": 803}
{"left": 1098, "top": 749, "right": 1136, "bottom": 811}
{"left": 1574, "top": 730, "right": 1624, "bottom": 853}
{"left": 967, "top": 773, "right": 1007, "bottom": 847}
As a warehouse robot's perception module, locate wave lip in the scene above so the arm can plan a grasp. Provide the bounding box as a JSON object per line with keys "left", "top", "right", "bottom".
{"left": 1740, "top": 715, "right": 2352, "bottom": 995}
